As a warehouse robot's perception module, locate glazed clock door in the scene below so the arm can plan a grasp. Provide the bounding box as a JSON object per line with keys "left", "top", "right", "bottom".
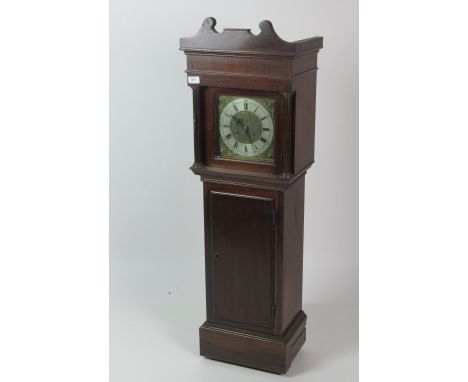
{"left": 208, "top": 191, "right": 276, "bottom": 331}
{"left": 203, "top": 88, "right": 283, "bottom": 175}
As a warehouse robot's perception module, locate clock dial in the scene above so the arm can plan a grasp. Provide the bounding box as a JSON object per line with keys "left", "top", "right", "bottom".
{"left": 218, "top": 96, "right": 275, "bottom": 163}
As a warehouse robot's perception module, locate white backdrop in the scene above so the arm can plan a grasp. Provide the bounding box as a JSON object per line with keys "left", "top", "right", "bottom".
{"left": 110, "top": 0, "right": 358, "bottom": 308}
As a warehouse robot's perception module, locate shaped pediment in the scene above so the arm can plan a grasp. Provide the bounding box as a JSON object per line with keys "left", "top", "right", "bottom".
{"left": 180, "top": 17, "right": 322, "bottom": 57}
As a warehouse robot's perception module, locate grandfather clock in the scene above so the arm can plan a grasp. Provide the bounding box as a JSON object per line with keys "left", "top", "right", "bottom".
{"left": 180, "top": 18, "right": 322, "bottom": 374}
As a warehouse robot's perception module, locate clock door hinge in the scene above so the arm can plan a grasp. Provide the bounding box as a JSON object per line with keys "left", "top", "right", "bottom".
{"left": 272, "top": 303, "right": 276, "bottom": 318}
{"left": 272, "top": 206, "right": 276, "bottom": 226}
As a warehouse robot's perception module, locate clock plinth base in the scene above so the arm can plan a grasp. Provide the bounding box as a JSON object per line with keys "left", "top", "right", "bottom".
{"left": 199, "top": 311, "right": 307, "bottom": 374}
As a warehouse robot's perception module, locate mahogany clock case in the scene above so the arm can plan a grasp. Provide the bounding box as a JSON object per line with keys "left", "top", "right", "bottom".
{"left": 180, "top": 17, "right": 322, "bottom": 374}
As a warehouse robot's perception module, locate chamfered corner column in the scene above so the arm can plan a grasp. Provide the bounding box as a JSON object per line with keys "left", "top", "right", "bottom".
{"left": 280, "top": 92, "right": 293, "bottom": 178}
{"left": 190, "top": 84, "right": 203, "bottom": 170}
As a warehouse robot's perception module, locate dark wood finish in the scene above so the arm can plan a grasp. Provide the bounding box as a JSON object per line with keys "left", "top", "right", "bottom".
{"left": 280, "top": 176, "right": 305, "bottom": 331}
{"left": 181, "top": 17, "right": 322, "bottom": 176}
{"left": 210, "top": 191, "right": 275, "bottom": 329}
{"left": 280, "top": 92, "right": 294, "bottom": 177}
{"left": 180, "top": 18, "right": 322, "bottom": 57}
{"left": 193, "top": 164, "right": 309, "bottom": 190}
{"left": 200, "top": 310, "right": 307, "bottom": 374}
{"left": 180, "top": 18, "right": 322, "bottom": 374}
{"left": 203, "top": 182, "right": 280, "bottom": 334}
{"left": 190, "top": 85, "right": 203, "bottom": 169}
{"left": 203, "top": 180, "right": 307, "bottom": 336}
{"left": 292, "top": 58, "right": 319, "bottom": 172}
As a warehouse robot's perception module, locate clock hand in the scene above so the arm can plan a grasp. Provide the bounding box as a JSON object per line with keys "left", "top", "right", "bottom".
{"left": 231, "top": 115, "right": 248, "bottom": 133}
{"left": 245, "top": 125, "right": 253, "bottom": 143}
{"left": 232, "top": 115, "right": 245, "bottom": 127}
{"left": 231, "top": 115, "right": 252, "bottom": 143}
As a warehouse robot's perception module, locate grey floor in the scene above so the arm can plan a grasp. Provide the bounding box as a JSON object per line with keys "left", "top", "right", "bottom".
{"left": 110, "top": 303, "right": 358, "bottom": 381}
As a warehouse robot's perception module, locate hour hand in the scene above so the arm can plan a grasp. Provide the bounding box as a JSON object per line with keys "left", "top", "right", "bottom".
{"left": 245, "top": 126, "right": 253, "bottom": 143}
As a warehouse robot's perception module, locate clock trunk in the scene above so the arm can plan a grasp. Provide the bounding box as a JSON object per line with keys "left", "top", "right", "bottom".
{"left": 200, "top": 179, "right": 307, "bottom": 372}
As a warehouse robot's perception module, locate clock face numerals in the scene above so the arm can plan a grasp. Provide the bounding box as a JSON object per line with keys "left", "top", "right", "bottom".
{"left": 218, "top": 96, "right": 275, "bottom": 163}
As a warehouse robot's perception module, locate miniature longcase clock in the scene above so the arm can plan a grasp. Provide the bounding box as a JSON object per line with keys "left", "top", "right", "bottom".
{"left": 180, "top": 18, "right": 323, "bottom": 374}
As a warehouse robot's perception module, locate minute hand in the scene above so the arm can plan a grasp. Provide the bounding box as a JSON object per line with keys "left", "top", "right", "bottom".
{"left": 231, "top": 115, "right": 244, "bottom": 126}
{"left": 232, "top": 116, "right": 252, "bottom": 143}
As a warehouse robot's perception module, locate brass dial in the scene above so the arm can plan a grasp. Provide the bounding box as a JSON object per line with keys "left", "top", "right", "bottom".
{"left": 218, "top": 96, "right": 275, "bottom": 163}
